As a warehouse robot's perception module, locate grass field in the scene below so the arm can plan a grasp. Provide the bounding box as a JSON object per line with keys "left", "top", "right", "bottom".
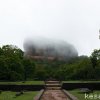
{"left": 0, "top": 80, "right": 100, "bottom": 85}
{"left": 0, "top": 91, "right": 38, "bottom": 100}
{"left": 63, "top": 80, "right": 100, "bottom": 83}
{"left": 68, "top": 89, "right": 100, "bottom": 100}
{"left": 0, "top": 81, "right": 44, "bottom": 85}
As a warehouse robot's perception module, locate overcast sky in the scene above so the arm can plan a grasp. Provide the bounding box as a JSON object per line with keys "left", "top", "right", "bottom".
{"left": 0, "top": 0, "right": 100, "bottom": 56}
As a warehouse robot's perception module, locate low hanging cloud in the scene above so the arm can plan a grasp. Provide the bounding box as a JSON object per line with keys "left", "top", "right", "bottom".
{"left": 23, "top": 37, "right": 78, "bottom": 61}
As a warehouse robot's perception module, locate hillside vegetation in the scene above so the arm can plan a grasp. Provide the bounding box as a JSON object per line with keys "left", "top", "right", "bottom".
{"left": 0, "top": 45, "right": 100, "bottom": 81}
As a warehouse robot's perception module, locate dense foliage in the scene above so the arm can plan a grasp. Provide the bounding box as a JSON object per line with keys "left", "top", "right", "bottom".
{"left": 0, "top": 45, "right": 100, "bottom": 81}
{"left": 0, "top": 45, "right": 35, "bottom": 81}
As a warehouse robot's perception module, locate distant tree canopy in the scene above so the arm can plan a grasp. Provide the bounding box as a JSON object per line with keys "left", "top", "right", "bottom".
{"left": 0, "top": 44, "right": 100, "bottom": 81}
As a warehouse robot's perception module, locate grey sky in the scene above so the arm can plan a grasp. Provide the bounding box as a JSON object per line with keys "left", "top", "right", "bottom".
{"left": 0, "top": 0, "right": 100, "bottom": 56}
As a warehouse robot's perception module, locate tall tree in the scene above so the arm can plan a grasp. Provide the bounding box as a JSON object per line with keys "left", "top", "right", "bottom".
{"left": 90, "top": 49, "right": 100, "bottom": 68}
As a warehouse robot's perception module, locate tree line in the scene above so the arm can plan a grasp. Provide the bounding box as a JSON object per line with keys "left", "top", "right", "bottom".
{"left": 0, "top": 45, "right": 100, "bottom": 81}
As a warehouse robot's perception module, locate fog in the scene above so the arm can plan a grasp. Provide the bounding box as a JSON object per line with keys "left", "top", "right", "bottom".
{"left": 23, "top": 37, "right": 78, "bottom": 60}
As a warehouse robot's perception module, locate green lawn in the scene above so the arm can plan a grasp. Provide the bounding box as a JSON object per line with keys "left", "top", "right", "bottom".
{"left": 63, "top": 80, "right": 100, "bottom": 83}
{"left": 68, "top": 89, "right": 100, "bottom": 100}
{"left": 0, "top": 91, "right": 38, "bottom": 100}
{"left": 0, "top": 81, "right": 44, "bottom": 85}
{"left": 1, "top": 80, "right": 100, "bottom": 85}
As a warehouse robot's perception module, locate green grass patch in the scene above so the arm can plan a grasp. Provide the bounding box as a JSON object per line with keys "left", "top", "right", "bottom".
{"left": 0, "top": 81, "right": 44, "bottom": 85}
{"left": 0, "top": 91, "right": 38, "bottom": 100}
{"left": 63, "top": 80, "right": 100, "bottom": 83}
{"left": 1, "top": 80, "right": 100, "bottom": 85}
{"left": 68, "top": 89, "right": 100, "bottom": 100}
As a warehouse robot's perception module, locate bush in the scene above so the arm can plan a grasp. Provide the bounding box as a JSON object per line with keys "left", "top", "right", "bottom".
{"left": 0, "top": 90, "right": 2, "bottom": 94}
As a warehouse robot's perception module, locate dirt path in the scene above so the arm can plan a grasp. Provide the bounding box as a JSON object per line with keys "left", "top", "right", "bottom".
{"left": 41, "top": 90, "right": 69, "bottom": 100}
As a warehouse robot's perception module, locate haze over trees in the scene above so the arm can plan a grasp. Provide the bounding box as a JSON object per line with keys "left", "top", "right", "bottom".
{"left": 0, "top": 44, "right": 100, "bottom": 81}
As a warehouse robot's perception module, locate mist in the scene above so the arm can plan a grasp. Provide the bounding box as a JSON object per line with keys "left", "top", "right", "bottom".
{"left": 23, "top": 37, "right": 78, "bottom": 61}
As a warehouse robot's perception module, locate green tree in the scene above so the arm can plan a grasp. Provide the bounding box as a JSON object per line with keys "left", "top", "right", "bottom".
{"left": 0, "top": 45, "right": 24, "bottom": 81}
{"left": 2, "top": 45, "right": 23, "bottom": 58}
{"left": 23, "top": 58, "right": 35, "bottom": 80}
{"left": 90, "top": 49, "right": 100, "bottom": 68}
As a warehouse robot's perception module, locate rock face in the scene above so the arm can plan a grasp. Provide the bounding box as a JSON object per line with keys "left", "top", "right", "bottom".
{"left": 24, "top": 37, "right": 78, "bottom": 61}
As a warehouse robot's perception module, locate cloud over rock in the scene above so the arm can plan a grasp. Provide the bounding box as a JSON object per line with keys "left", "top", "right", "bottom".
{"left": 23, "top": 37, "right": 78, "bottom": 61}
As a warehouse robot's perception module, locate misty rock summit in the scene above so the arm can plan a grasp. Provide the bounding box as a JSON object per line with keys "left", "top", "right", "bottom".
{"left": 23, "top": 37, "right": 78, "bottom": 61}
